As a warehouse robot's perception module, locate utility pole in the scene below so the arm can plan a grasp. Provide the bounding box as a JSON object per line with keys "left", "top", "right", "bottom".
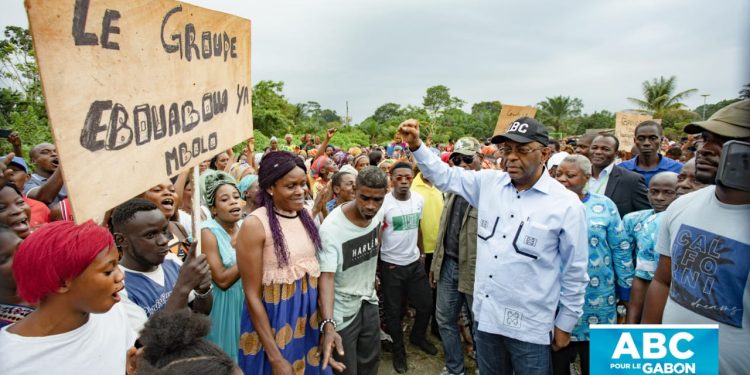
{"left": 345, "top": 100, "right": 350, "bottom": 126}
{"left": 701, "top": 94, "right": 710, "bottom": 120}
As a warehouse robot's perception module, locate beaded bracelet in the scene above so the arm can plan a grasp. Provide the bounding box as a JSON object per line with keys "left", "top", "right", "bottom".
{"left": 319, "top": 318, "right": 337, "bottom": 332}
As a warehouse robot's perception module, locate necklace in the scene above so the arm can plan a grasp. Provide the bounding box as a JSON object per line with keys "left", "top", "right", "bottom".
{"left": 273, "top": 209, "right": 298, "bottom": 219}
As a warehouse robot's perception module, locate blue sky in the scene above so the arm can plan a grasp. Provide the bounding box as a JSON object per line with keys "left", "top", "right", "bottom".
{"left": 3, "top": 0, "right": 748, "bottom": 122}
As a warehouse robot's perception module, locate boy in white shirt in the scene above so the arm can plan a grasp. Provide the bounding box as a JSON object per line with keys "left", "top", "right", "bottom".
{"left": 379, "top": 161, "right": 436, "bottom": 373}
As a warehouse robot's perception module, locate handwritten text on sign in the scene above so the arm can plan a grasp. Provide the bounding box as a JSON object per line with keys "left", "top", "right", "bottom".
{"left": 493, "top": 104, "right": 537, "bottom": 137}
{"left": 615, "top": 112, "right": 658, "bottom": 152}
{"left": 26, "top": 0, "right": 252, "bottom": 222}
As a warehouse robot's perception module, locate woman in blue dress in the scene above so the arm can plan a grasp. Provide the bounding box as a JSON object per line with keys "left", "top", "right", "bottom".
{"left": 200, "top": 170, "right": 245, "bottom": 362}
{"left": 235, "top": 152, "right": 341, "bottom": 375}
{"left": 552, "top": 154, "right": 634, "bottom": 375}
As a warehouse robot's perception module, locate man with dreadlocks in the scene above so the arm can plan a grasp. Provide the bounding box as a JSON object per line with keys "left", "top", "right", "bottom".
{"left": 236, "top": 151, "right": 343, "bottom": 374}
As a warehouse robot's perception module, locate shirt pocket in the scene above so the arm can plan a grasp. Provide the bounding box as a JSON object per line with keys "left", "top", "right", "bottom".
{"left": 466, "top": 209, "right": 479, "bottom": 240}
{"left": 477, "top": 216, "right": 499, "bottom": 241}
{"left": 512, "top": 221, "right": 555, "bottom": 260}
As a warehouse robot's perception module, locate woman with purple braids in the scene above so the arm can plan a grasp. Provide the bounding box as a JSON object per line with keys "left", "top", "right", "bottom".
{"left": 236, "top": 151, "right": 343, "bottom": 375}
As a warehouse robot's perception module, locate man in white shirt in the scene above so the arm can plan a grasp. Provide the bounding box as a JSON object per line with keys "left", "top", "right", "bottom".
{"left": 400, "top": 117, "right": 589, "bottom": 375}
{"left": 588, "top": 134, "right": 650, "bottom": 217}
{"left": 380, "top": 161, "right": 436, "bottom": 373}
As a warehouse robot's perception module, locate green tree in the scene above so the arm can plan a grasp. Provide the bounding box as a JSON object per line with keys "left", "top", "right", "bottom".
{"left": 372, "top": 103, "right": 402, "bottom": 124}
{"left": 296, "top": 101, "right": 321, "bottom": 121}
{"left": 0, "top": 26, "right": 40, "bottom": 101}
{"left": 331, "top": 126, "right": 370, "bottom": 148}
{"left": 356, "top": 118, "right": 383, "bottom": 144}
{"left": 571, "top": 110, "right": 615, "bottom": 135}
{"left": 627, "top": 76, "right": 697, "bottom": 118}
{"left": 660, "top": 108, "right": 698, "bottom": 140}
{"left": 694, "top": 98, "right": 741, "bottom": 121}
{"left": 470, "top": 101, "right": 502, "bottom": 140}
{"left": 320, "top": 109, "right": 341, "bottom": 123}
{"left": 0, "top": 87, "right": 21, "bottom": 124}
{"left": 422, "top": 85, "right": 465, "bottom": 137}
{"left": 0, "top": 26, "right": 50, "bottom": 157}
{"left": 423, "top": 85, "right": 464, "bottom": 116}
{"left": 536, "top": 96, "right": 583, "bottom": 134}
{"left": 739, "top": 83, "right": 750, "bottom": 100}
{"left": 251, "top": 80, "right": 297, "bottom": 136}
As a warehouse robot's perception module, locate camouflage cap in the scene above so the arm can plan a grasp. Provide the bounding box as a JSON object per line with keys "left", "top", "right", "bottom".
{"left": 451, "top": 137, "right": 482, "bottom": 156}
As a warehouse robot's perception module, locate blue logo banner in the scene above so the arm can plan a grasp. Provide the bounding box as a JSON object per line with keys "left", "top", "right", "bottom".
{"left": 590, "top": 324, "right": 718, "bottom": 375}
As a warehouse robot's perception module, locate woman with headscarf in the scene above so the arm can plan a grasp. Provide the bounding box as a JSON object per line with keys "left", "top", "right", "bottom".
{"left": 552, "top": 155, "right": 634, "bottom": 375}
{"left": 311, "top": 155, "right": 338, "bottom": 199}
{"left": 199, "top": 170, "right": 245, "bottom": 362}
{"left": 378, "top": 159, "right": 396, "bottom": 191}
{"left": 238, "top": 174, "right": 260, "bottom": 218}
{"left": 352, "top": 154, "right": 369, "bottom": 172}
{"left": 235, "top": 151, "right": 340, "bottom": 374}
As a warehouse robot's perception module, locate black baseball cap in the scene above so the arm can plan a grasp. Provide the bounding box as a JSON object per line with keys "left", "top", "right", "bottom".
{"left": 491, "top": 117, "right": 550, "bottom": 146}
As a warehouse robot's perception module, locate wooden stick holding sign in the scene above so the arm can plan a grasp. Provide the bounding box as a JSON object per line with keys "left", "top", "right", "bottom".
{"left": 191, "top": 166, "right": 202, "bottom": 256}
{"left": 25, "top": 0, "right": 253, "bottom": 223}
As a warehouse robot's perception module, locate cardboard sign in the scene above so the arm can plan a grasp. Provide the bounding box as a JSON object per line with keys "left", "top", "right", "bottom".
{"left": 26, "top": 0, "right": 252, "bottom": 223}
{"left": 615, "top": 112, "right": 659, "bottom": 151}
{"left": 493, "top": 105, "right": 537, "bottom": 136}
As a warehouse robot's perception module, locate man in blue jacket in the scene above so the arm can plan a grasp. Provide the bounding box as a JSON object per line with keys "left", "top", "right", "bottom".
{"left": 399, "top": 117, "right": 589, "bottom": 375}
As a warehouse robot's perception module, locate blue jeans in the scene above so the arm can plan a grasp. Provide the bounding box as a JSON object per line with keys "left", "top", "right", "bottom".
{"left": 436, "top": 257, "right": 474, "bottom": 374}
{"left": 475, "top": 328, "right": 551, "bottom": 375}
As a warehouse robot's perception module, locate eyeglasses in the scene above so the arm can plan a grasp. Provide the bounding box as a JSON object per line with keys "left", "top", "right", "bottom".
{"left": 393, "top": 175, "right": 413, "bottom": 182}
{"left": 499, "top": 145, "right": 543, "bottom": 155}
{"left": 450, "top": 154, "right": 475, "bottom": 165}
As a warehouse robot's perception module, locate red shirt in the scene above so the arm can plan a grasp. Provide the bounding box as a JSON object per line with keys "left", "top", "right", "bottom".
{"left": 22, "top": 196, "right": 50, "bottom": 230}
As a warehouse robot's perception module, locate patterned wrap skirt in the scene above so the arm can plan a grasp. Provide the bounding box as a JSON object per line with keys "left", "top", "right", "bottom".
{"left": 238, "top": 274, "right": 332, "bottom": 375}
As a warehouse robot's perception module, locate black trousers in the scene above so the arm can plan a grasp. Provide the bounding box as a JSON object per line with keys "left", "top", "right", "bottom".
{"left": 424, "top": 253, "right": 439, "bottom": 336}
{"left": 380, "top": 259, "right": 433, "bottom": 356}
{"left": 552, "top": 341, "right": 589, "bottom": 375}
{"left": 334, "top": 302, "right": 380, "bottom": 375}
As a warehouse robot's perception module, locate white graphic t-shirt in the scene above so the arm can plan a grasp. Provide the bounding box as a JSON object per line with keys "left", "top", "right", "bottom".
{"left": 657, "top": 186, "right": 750, "bottom": 374}
{"left": 380, "top": 192, "right": 424, "bottom": 266}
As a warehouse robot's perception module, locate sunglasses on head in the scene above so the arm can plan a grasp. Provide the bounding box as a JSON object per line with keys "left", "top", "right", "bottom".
{"left": 450, "top": 154, "right": 475, "bottom": 165}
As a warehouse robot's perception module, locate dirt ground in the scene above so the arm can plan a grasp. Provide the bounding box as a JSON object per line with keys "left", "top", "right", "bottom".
{"left": 373, "top": 326, "right": 580, "bottom": 375}
{"left": 376, "top": 328, "right": 478, "bottom": 375}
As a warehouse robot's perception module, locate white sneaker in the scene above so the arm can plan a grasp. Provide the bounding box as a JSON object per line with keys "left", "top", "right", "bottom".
{"left": 438, "top": 367, "right": 464, "bottom": 375}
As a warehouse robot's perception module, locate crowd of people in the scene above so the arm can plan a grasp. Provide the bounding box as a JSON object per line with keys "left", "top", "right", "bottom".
{"left": 0, "top": 99, "right": 747, "bottom": 375}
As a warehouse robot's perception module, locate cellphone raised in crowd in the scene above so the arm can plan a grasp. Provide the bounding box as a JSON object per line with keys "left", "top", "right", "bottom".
{"left": 716, "top": 140, "right": 750, "bottom": 191}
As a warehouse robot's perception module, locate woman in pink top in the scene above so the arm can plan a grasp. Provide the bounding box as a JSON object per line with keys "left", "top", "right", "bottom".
{"left": 236, "top": 152, "right": 342, "bottom": 375}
